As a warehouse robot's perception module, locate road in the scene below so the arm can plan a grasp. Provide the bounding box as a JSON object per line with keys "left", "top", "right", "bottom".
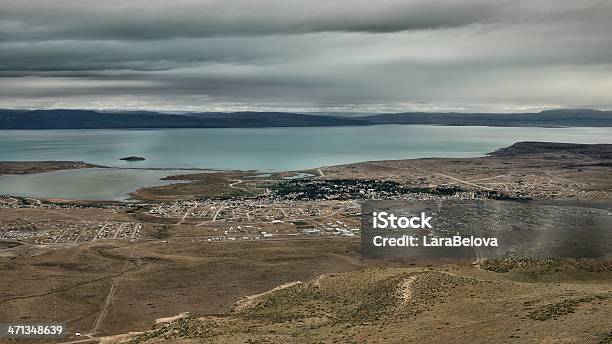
{"left": 176, "top": 202, "right": 198, "bottom": 225}
{"left": 113, "top": 223, "right": 126, "bottom": 239}
{"left": 365, "top": 162, "right": 493, "bottom": 191}
{"left": 195, "top": 204, "right": 225, "bottom": 226}
{"left": 130, "top": 223, "right": 141, "bottom": 239}
{"left": 89, "top": 244, "right": 137, "bottom": 336}
{"left": 228, "top": 179, "right": 245, "bottom": 191}
{"left": 93, "top": 211, "right": 115, "bottom": 242}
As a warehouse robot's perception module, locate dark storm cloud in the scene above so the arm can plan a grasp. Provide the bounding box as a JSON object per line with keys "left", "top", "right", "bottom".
{"left": 0, "top": 0, "right": 611, "bottom": 112}
{"left": 0, "top": 0, "right": 509, "bottom": 41}
{"left": 0, "top": 38, "right": 286, "bottom": 72}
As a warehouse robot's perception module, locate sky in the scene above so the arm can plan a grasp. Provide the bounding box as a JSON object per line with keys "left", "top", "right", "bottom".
{"left": 1, "top": 0, "right": 611, "bottom": 113}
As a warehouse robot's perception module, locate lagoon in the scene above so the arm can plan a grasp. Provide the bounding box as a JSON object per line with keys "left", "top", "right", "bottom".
{"left": 0, "top": 168, "right": 198, "bottom": 201}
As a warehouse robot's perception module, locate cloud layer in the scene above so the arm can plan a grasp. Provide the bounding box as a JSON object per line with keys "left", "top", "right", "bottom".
{"left": 1, "top": 0, "right": 611, "bottom": 112}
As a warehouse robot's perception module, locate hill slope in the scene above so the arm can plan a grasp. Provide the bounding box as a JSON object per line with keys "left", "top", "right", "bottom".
{"left": 106, "top": 261, "right": 612, "bottom": 344}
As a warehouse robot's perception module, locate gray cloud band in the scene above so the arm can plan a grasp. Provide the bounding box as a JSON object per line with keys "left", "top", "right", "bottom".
{"left": 0, "top": 0, "right": 514, "bottom": 40}
{"left": 1, "top": 0, "right": 611, "bottom": 111}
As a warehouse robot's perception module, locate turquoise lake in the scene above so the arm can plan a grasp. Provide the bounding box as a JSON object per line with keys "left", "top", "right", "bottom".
{"left": 1, "top": 125, "right": 612, "bottom": 200}
{"left": 3, "top": 126, "right": 612, "bottom": 170}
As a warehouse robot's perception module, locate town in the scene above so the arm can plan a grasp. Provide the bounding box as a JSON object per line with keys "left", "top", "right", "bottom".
{"left": 0, "top": 195, "right": 363, "bottom": 245}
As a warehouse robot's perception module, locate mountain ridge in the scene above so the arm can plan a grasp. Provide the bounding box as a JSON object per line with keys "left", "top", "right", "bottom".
{"left": 1, "top": 108, "right": 611, "bottom": 129}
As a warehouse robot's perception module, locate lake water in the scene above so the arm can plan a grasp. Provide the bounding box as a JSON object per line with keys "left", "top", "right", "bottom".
{"left": 2, "top": 126, "right": 612, "bottom": 170}
{"left": 1, "top": 125, "right": 612, "bottom": 200}
{"left": 0, "top": 168, "right": 198, "bottom": 201}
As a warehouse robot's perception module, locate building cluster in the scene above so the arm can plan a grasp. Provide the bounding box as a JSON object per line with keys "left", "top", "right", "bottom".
{"left": 0, "top": 218, "right": 142, "bottom": 244}
{"left": 302, "top": 220, "right": 359, "bottom": 237}
{"left": 271, "top": 179, "right": 502, "bottom": 201}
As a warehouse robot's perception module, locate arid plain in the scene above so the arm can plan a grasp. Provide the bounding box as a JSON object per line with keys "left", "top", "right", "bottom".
{"left": 1, "top": 142, "right": 611, "bottom": 343}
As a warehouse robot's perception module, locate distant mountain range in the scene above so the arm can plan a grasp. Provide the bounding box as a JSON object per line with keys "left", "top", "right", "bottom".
{"left": 1, "top": 108, "right": 611, "bottom": 129}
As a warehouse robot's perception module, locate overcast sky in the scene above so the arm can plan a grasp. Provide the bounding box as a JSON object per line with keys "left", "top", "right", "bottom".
{"left": 1, "top": 0, "right": 611, "bottom": 113}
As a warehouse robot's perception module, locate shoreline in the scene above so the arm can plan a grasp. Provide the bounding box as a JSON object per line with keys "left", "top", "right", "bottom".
{"left": 1, "top": 141, "right": 611, "bottom": 203}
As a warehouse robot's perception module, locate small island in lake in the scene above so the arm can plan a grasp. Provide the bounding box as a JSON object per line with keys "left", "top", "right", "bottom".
{"left": 120, "top": 156, "right": 146, "bottom": 161}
